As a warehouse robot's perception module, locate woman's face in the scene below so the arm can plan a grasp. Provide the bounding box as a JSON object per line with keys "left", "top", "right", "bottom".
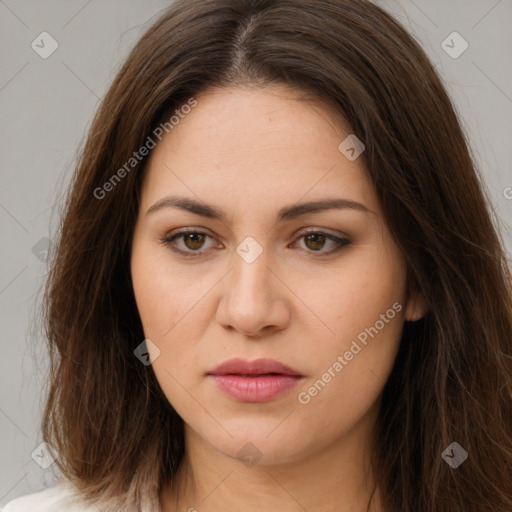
{"left": 130, "top": 85, "right": 423, "bottom": 465}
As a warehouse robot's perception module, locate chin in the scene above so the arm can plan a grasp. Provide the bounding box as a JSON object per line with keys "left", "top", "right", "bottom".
{"left": 195, "top": 421, "right": 321, "bottom": 467}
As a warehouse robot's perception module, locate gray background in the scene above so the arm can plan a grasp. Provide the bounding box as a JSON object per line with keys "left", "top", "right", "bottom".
{"left": 1, "top": 0, "right": 511, "bottom": 505}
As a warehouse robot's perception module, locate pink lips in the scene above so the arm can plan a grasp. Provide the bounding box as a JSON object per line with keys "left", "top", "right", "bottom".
{"left": 207, "top": 358, "right": 304, "bottom": 403}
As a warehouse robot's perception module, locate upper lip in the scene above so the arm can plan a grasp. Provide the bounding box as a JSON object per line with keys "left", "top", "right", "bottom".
{"left": 208, "top": 358, "right": 303, "bottom": 377}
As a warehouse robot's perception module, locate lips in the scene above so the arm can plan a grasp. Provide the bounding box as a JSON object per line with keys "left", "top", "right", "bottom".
{"left": 207, "top": 357, "right": 303, "bottom": 377}
{"left": 207, "top": 358, "right": 304, "bottom": 402}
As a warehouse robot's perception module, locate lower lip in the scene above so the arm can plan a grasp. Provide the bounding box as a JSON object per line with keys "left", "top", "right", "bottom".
{"left": 208, "top": 374, "right": 303, "bottom": 402}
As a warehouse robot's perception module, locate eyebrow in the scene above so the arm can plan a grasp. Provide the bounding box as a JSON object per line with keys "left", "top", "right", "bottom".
{"left": 146, "top": 195, "right": 373, "bottom": 222}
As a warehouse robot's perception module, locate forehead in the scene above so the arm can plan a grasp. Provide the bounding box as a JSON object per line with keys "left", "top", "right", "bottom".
{"left": 140, "top": 85, "right": 378, "bottom": 219}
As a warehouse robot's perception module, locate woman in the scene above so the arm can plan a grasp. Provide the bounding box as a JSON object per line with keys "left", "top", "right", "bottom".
{"left": 3, "top": 0, "right": 511, "bottom": 511}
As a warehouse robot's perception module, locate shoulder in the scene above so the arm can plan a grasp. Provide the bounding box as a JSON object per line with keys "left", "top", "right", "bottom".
{"left": 1, "top": 481, "right": 98, "bottom": 512}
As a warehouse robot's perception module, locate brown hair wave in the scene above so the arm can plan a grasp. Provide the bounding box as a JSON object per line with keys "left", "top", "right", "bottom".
{"left": 40, "top": 1, "right": 512, "bottom": 511}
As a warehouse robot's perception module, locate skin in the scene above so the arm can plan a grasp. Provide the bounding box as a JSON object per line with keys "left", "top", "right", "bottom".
{"left": 130, "top": 85, "right": 426, "bottom": 512}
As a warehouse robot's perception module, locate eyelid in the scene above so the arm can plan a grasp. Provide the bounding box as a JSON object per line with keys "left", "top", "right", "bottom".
{"left": 162, "top": 227, "right": 350, "bottom": 257}
{"left": 294, "top": 226, "right": 347, "bottom": 240}
{"left": 290, "top": 228, "right": 350, "bottom": 256}
{"left": 163, "top": 228, "right": 219, "bottom": 255}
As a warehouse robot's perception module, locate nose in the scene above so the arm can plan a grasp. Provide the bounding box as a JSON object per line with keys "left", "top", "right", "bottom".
{"left": 215, "top": 246, "right": 291, "bottom": 338}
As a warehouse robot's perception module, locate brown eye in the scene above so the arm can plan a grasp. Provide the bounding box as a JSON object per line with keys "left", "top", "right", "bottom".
{"left": 163, "top": 230, "right": 217, "bottom": 256}
{"left": 182, "top": 232, "right": 206, "bottom": 250}
{"left": 163, "top": 229, "right": 350, "bottom": 258}
{"left": 293, "top": 231, "right": 350, "bottom": 256}
{"left": 304, "top": 233, "right": 327, "bottom": 251}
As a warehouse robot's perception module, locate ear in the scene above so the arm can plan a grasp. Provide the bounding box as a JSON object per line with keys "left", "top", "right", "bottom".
{"left": 404, "top": 275, "right": 428, "bottom": 322}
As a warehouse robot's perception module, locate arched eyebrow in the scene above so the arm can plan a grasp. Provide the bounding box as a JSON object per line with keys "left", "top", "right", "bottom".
{"left": 146, "top": 196, "right": 374, "bottom": 221}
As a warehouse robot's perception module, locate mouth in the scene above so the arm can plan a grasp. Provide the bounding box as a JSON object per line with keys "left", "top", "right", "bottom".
{"left": 208, "top": 357, "right": 303, "bottom": 377}
{"left": 207, "top": 358, "right": 304, "bottom": 402}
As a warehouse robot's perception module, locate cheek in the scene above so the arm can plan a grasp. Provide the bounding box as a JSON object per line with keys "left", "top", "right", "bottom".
{"left": 290, "top": 249, "right": 406, "bottom": 411}
{"left": 131, "top": 240, "right": 204, "bottom": 336}
{"left": 291, "top": 256, "right": 406, "bottom": 344}
{"left": 130, "top": 240, "right": 211, "bottom": 390}
{"left": 294, "top": 303, "right": 404, "bottom": 444}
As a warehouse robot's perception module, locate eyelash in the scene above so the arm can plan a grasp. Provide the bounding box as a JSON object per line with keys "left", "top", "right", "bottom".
{"left": 161, "top": 229, "right": 350, "bottom": 258}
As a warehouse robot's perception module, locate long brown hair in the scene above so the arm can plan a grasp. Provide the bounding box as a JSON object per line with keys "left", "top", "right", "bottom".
{"left": 40, "top": 1, "right": 512, "bottom": 510}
